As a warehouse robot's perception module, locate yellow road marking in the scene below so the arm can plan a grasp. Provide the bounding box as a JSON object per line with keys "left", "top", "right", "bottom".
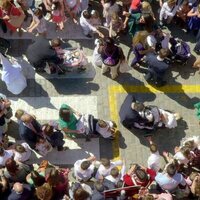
{"left": 109, "top": 85, "right": 200, "bottom": 159}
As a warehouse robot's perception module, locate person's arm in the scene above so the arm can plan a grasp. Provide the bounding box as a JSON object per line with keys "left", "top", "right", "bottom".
{"left": 187, "top": 8, "right": 198, "bottom": 17}
{"left": 62, "top": 127, "right": 80, "bottom": 134}
{"left": 27, "top": 17, "right": 40, "bottom": 32}
{"left": 159, "top": 3, "right": 166, "bottom": 21}
{"left": 123, "top": 11, "right": 130, "bottom": 29}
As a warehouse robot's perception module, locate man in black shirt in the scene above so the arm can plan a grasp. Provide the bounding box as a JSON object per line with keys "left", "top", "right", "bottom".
{"left": 144, "top": 48, "right": 169, "bottom": 86}
{"left": 25, "top": 37, "right": 62, "bottom": 72}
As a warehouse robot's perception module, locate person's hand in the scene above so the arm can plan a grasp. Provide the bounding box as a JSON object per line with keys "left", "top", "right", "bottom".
{"left": 3, "top": 15, "right": 10, "bottom": 20}
{"left": 99, "top": 32, "right": 104, "bottom": 38}
{"left": 174, "top": 146, "right": 180, "bottom": 153}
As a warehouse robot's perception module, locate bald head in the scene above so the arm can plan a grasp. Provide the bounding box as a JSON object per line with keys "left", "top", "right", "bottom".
{"left": 13, "top": 182, "right": 24, "bottom": 194}
{"left": 21, "top": 114, "right": 33, "bottom": 124}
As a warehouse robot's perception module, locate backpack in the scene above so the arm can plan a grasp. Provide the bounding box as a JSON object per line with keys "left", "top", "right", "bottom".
{"left": 103, "top": 48, "right": 117, "bottom": 66}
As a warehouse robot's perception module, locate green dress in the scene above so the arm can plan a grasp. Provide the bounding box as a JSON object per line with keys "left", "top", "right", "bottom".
{"left": 194, "top": 102, "right": 200, "bottom": 119}
{"left": 59, "top": 104, "right": 78, "bottom": 137}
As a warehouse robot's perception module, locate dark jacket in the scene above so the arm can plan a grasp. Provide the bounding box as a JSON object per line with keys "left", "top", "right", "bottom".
{"left": 8, "top": 184, "right": 32, "bottom": 200}
{"left": 25, "top": 36, "right": 61, "bottom": 69}
{"left": 146, "top": 53, "right": 169, "bottom": 75}
{"left": 19, "top": 119, "right": 41, "bottom": 149}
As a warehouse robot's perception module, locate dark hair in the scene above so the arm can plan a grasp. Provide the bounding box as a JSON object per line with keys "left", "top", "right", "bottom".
{"left": 143, "top": 15, "right": 154, "bottom": 33}
{"left": 43, "top": 124, "right": 54, "bottom": 136}
{"left": 15, "top": 144, "right": 26, "bottom": 153}
{"left": 74, "top": 188, "right": 90, "bottom": 200}
{"left": 159, "top": 48, "right": 169, "bottom": 59}
{"left": 59, "top": 108, "right": 71, "bottom": 122}
{"left": 31, "top": 171, "right": 45, "bottom": 187}
{"left": 34, "top": 8, "right": 43, "bottom": 19}
{"left": 46, "top": 168, "right": 62, "bottom": 186}
{"left": 135, "top": 169, "right": 148, "bottom": 182}
{"left": 5, "top": 158, "right": 18, "bottom": 174}
{"left": 51, "top": 38, "right": 61, "bottom": 48}
{"left": 166, "top": 163, "right": 176, "bottom": 177}
{"left": 83, "top": 10, "right": 91, "bottom": 19}
{"left": 0, "top": 147, "right": 4, "bottom": 155}
{"left": 180, "top": 146, "right": 191, "bottom": 159}
{"left": 81, "top": 161, "right": 91, "bottom": 170}
{"left": 110, "top": 167, "right": 119, "bottom": 178}
{"left": 100, "top": 158, "right": 110, "bottom": 168}
{"left": 133, "top": 102, "right": 145, "bottom": 112}
{"left": 52, "top": 1, "right": 60, "bottom": 10}
{"left": 104, "top": 37, "right": 115, "bottom": 48}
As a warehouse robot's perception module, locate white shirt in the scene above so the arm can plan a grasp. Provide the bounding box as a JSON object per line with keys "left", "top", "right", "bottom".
{"left": 0, "top": 150, "right": 13, "bottom": 166}
{"left": 174, "top": 152, "right": 189, "bottom": 165}
{"left": 95, "top": 160, "right": 123, "bottom": 179}
{"left": 14, "top": 143, "right": 32, "bottom": 162}
{"left": 80, "top": 10, "right": 97, "bottom": 32}
{"left": 159, "top": 2, "right": 178, "bottom": 21}
{"left": 95, "top": 121, "right": 113, "bottom": 138}
{"left": 74, "top": 159, "right": 95, "bottom": 181}
{"left": 147, "top": 151, "right": 161, "bottom": 172}
{"left": 159, "top": 109, "right": 177, "bottom": 129}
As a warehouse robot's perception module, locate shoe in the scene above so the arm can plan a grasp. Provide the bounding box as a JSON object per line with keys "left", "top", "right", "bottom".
{"left": 77, "top": 67, "right": 86, "bottom": 73}
{"left": 85, "top": 34, "right": 92, "bottom": 38}
{"left": 155, "top": 80, "right": 167, "bottom": 87}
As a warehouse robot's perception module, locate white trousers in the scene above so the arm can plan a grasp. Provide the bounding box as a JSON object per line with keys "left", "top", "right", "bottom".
{"left": 102, "top": 62, "right": 120, "bottom": 79}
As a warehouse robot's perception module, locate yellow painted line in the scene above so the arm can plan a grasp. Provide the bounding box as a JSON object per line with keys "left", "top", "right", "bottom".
{"left": 109, "top": 84, "right": 200, "bottom": 159}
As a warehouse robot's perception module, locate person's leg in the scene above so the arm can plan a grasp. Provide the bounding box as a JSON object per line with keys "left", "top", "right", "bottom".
{"left": 102, "top": 63, "right": 109, "bottom": 74}
{"left": 110, "top": 63, "right": 119, "bottom": 79}
{"left": 0, "top": 19, "right": 7, "bottom": 33}
{"left": 131, "top": 44, "right": 144, "bottom": 67}
{"left": 193, "top": 57, "right": 200, "bottom": 68}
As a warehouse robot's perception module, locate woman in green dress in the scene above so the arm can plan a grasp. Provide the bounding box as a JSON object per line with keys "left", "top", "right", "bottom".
{"left": 59, "top": 104, "right": 82, "bottom": 138}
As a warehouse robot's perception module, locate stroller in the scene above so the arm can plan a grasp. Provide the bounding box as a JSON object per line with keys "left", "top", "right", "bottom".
{"left": 169, "top": 38, "right": 191, "bottom": 65}
{"left": 62, "top": 48, "right": 88, "bottom": 72}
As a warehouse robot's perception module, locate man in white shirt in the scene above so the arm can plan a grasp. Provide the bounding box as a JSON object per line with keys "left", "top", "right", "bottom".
{"left": 105, "top": 163, "right": 126, "bottom": 185}
{"left": 80, "top": 10, "right": 104, "bottom": 38}
{"left": 155, "top": 163, "right": 186, "bottom": 192}
{"left": 95, "top": 158, "right": 123, "bottom": 180}
{"left": 147, "top": 144, "right": 161, "bottom": 172}
{"left": 74, "top": 156, "right": 96, "bottom": 182}
{"left": 0, "top": 147, "right": 13, "bottom": 167}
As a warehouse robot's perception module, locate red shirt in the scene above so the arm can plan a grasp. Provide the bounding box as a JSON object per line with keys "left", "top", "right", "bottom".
{"left": 123, "top": 168, "right": 156, "bottom": 186}
{"left": 130, "top": 0, "right": 141, "bottom": 10}
{"left": 0, "top": 5, "right": 22, "bottom": 31}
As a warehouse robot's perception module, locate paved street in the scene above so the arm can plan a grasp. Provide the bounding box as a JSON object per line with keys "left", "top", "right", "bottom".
{"left": 0, "top": 1, "right": 200, "bottom": 170}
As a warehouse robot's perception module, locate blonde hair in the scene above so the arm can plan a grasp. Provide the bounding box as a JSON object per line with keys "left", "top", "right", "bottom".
{"left": 167, "top": 0, "right": 176, "bottom": 6}
{"left": 15, "top": 109, "right": 25, "bottom": 120}
{"left": 132, "top": 31, "right": 149, "bottom": 46}
{"left": 141, "top": 1, "right": 151, "bottom": 11}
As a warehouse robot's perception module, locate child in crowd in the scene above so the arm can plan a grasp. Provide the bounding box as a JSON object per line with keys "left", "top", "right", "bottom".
{"left": 27, "top": 8, "right": 47, "bottom": 36}
{"left": 35, "top": 136, "right": 53, "bottom": 156}
{"left": 51, "top": 0, "right": 65, "bottom": 30}
{"left": 109, "top": 12, "right": 123, "bottom": 38}
{"left": 80, "top": 10, "right": 104, "bottom": 38}
{"left": 147, "top": 143, "right": 161, "bottom": 172}
{"left": 90, "top": 10, "right": 101, "bottom": 27}
{"left": 12, "top": 143, "right": 32, "bottom": 162}
{"left": 95, "top": 119, "right": 116, "bottom": 139}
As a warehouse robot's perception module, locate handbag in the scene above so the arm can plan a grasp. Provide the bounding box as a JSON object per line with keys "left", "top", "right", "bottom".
{"left": 8, "top": 6, "right": 25, "bottom": 28}
{"left": 119, "top": 60, "right": 132, "bottom": 73}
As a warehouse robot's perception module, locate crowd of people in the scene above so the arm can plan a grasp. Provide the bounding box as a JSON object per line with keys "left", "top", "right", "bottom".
{"left": 0, "top": 0, "right": 200, "bottom": 199}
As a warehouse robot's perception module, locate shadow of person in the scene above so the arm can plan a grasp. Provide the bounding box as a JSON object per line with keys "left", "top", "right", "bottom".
{"left": 148, "top": 72, "right": 200, "bottom": 109}
{"left": 169, "top": 54, "right": 197, "bottom": 80}
{"left": 119, "top": 94, "right": 188, "bottom": 149}
{"left": 48, "top": 78, "right": 100, "bottom": 95}
{"left": 152, "top": 118, "right": 187, "bottom": 155}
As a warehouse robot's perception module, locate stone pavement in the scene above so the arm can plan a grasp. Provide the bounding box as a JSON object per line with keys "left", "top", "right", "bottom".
{"left": 0, "top": 1, "right": 200, "bottom": 169}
